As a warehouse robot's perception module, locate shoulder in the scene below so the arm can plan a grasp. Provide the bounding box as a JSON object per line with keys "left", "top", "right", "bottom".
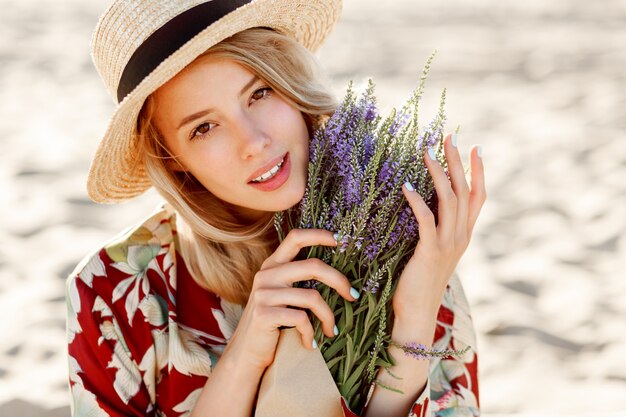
{"left": 65, "top": 201, "right": 179, "bottom": 310}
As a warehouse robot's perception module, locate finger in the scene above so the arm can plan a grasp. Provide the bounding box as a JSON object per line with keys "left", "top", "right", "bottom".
{"left": 257, "top": 258, "right": 359, "bottom": 303}
{"left": 257, "top": 287, "right": 337, "bottom": 338}
{"left": 423, "top": 144, "right": 457, "bottom": 241}
{"left": 267, "top": 307, "right": 317, "bottom": 350}
{"left": 443, "top": 133, "right": 470, "bottom": 242}
{"left": 261, "top": 229, "right": 338, "bottom": 270}
{"left": 467, "top": 144, "right": 487, "bottom": 235}
{"left": 402, "top": 182, "right": 437, "bottom": 246}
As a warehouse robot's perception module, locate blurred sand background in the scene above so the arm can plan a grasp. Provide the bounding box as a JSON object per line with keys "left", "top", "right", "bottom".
{"left": 1, "top": 0, "right": 625, "bottom": 415}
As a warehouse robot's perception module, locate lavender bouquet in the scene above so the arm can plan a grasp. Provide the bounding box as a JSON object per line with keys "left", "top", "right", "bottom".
{"left": 272, "top": 50, "right": 470, "bottom": 414}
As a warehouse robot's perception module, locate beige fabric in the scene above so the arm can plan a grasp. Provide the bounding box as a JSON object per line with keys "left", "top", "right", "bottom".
{"left": 255, "top": 328, "right": 345, "bottom": 417}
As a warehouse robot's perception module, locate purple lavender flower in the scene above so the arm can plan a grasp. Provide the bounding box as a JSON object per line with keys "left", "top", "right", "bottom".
{"left": 363, "top": 242, "right": 379, "bottom": 262}
{"left": 362, "top": 278, "right": 380, "bottom": 294}
{"left": 419, "top": 115, "right": 445, "bottom": 149}
{"left": 337, "top": 233, "right": 351, "bottom": 253}
{"left": 403, "top": 342, "right": 432, "bottom": 360}
{"left": 363, "top": 131, "right": 375, "bottom": 166}
{"left": 388, "top": 111, "right": 410, "bottom": 136}
{"left": 278, "top": 49, "right": 456, "bottom": 414}
{"left": 357, "top": 84, "right": 378, "bottom": 123}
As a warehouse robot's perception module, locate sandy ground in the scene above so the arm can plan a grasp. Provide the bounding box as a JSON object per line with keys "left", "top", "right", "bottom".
{"left": 1, "top": 0, "right": 625, "bottom": 415}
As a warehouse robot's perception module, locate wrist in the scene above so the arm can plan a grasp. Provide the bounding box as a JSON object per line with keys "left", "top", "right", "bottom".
{"left": 190, "top": 343, "right": 266, "bottom": 417}
{"left": 393, "top": 288, "right": 442, "bottom": 330}
{"left": 391, "top": 311, "right": 438, "bottom": 349}
{"left": 221, "top": 342, "right": 266, "bottom": 380}
{"left": 394, "top": 274, "right": 445, "bottom": 318}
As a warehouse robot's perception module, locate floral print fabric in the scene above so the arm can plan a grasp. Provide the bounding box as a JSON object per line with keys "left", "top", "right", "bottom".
{"left": 66, "top": 202, "right": 480, "bottom": 416}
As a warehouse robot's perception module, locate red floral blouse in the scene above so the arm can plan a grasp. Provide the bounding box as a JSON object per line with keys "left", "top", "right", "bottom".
{"left": 66, "top": 202, "right": 480, "bottom": 416}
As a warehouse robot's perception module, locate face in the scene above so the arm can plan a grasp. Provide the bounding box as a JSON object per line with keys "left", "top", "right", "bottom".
{"left": 152, "top": 57, "right": 310, "bottom": 222}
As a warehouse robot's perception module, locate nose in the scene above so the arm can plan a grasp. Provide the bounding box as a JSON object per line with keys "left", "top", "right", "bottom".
{"left": 234, "top": 114, "right": 271, "bottom": 159}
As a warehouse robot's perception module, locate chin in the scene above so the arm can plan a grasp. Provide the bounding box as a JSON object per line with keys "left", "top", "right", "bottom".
{"left": 270, "top": 176, "right": 307, "bottom": 212}
{"left": 274, "top": 184, "right": 306, "bottom": 212}
{"left": 289, "top": 173, "right": 307, "bottom": 204}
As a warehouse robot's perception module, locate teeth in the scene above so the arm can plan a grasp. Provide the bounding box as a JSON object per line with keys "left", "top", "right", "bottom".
{"left": 252, "top": 158, "right": 284, "bottom": 183}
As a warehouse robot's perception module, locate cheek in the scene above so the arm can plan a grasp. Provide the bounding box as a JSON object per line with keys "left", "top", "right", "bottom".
{"left": 185, "top": 146, "right": 230, "bottom": 188}
{"left": 279, "top": 110, "right": 311, "bottom": 168}
{"left": 270, "top": 102, "right": 308, "bottom": 134}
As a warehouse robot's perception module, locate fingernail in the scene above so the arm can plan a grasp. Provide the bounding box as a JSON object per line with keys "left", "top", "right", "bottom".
{"left": 333, "top": 232, "right": 340, "bottom": 242}
{"left": 333, "top": 325, "right": 339, "bottom": 336}
{"left": 428, "top": 147, "right": 437, "bottom": 161}
{"left": 477, "top": 145, "right": 483, "bottom": 158}
{"left": 403, "top": 181, "right": 414, "bottom": 192}
{"left": 312, "top": 339, "right": 318, "bottom": 349}
{"left": 350, "top": 287, "right": 361, "bottom": 299}
{"left": 451, "top": 134, "right": 458, "bottom": 147}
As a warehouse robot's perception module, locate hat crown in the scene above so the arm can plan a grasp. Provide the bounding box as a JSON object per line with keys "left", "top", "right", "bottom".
{"left": 90, "top": 0, "right": 211, "bottom": 102}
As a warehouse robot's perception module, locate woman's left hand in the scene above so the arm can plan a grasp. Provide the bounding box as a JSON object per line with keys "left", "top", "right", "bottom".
{"left": 393, "top": 133, "right": 486, "bottom": 319}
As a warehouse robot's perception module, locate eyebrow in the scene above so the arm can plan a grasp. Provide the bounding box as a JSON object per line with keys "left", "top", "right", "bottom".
{"left": 176, "top": 74, "right": 260, "bottom": 131}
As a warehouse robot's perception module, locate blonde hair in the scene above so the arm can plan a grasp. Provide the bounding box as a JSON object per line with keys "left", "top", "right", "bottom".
{"left": 136, "top": 28, "right": 338, "bottom": 306}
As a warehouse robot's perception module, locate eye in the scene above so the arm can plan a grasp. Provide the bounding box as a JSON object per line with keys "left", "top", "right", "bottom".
{"left": 189, "top": 86, "right": 273, "bottom": 141}
{"left": 251, "top": 86, "right": 273, "bottom": 103}
{"left": 190, "top": 122, "right": 216, "bottom": 141}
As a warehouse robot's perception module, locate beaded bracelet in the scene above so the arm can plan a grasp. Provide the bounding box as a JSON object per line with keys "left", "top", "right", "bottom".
{"left": 389, "top": 340, "right": 471, "bottom": 360}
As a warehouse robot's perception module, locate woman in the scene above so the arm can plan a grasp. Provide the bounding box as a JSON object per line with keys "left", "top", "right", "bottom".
{"left": 66, "top": 1, "right": 486, "bottom": 416}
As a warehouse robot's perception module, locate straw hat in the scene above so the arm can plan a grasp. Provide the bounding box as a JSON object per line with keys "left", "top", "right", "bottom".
{"left": 87, "top": 0, "right": 343, "bottom": 204}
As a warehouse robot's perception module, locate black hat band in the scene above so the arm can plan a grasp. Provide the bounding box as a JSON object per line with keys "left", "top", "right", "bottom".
{"left": 117, "top": 0, "right": 253, "bottom": 103}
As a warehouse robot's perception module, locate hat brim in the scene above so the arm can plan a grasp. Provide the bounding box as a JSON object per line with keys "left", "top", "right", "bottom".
{"left": 87, "top": 0, "right": 342, "bottom": 204}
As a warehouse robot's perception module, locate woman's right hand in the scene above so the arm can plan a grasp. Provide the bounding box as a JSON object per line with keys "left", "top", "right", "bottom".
{"left": 221, "top": 229, "right": 360, "bottom": 373}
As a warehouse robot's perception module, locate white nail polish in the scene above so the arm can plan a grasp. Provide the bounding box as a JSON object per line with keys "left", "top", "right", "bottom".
{"left": 451, "top": 134, "right": 458, "bottom": 147}
{"left": 350, "top": 287, "right": 361, "bottom": 299}
{"left": 477, "top": 145, "right": 483, "bottom": 158}
{"left": 428, "top": 147, "right": 436, "bottom": 161}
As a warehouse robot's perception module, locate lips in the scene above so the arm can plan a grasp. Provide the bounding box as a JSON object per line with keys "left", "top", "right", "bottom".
{"left": 247, "top": 151, "right": 291, "bottom": 192}
{"left": 247, "top": 152, "right": 288, "bottom": 183}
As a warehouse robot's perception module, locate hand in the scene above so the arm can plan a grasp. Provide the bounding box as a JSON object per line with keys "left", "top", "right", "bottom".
{"left": 222, "top": 229, "right": 359, "bottom": 373}
{"left": 393, "top": 133, "right": 486, "bottom": 319}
